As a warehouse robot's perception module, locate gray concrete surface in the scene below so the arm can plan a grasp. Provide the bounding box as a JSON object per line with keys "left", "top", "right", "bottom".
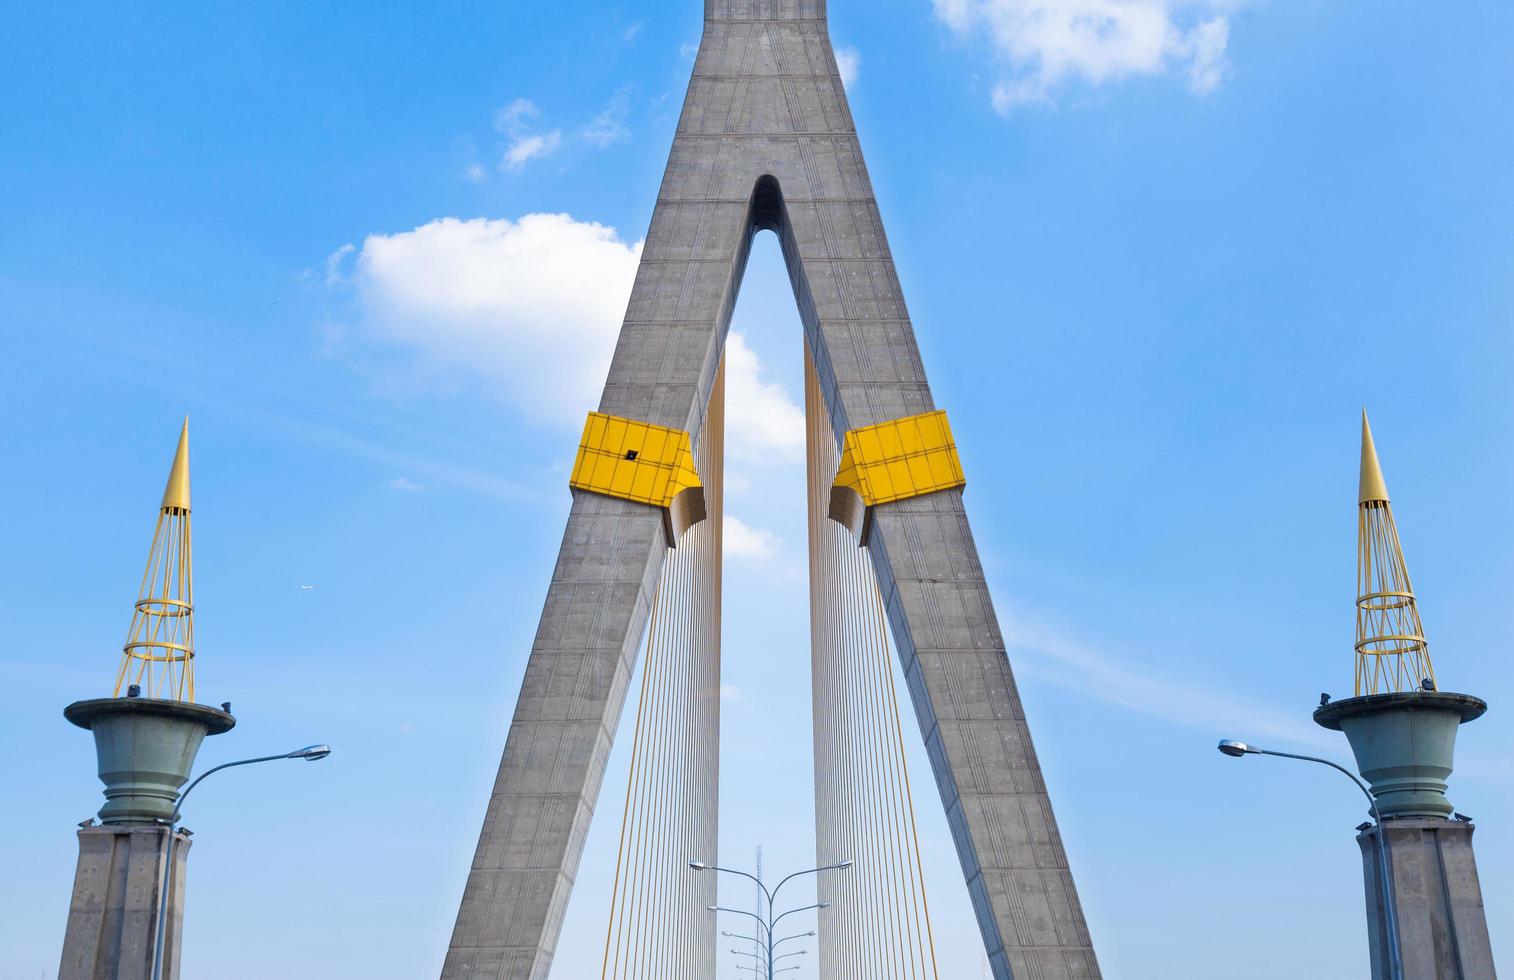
{"left": 443, "top": 2, "right": 1101, "bottom": 977}
{"left": 58, "top": 825, "right": 190, "bottom": 980}
{"left": 1359, "top": 820, "right": 1498, "bottom": 980}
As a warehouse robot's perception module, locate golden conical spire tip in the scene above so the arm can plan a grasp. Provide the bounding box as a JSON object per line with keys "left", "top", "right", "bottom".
{"left": 161, "top": 416, "right": 191, "bottom": 513}
{"left": 1359, "top": 409, "right": 1390, "bottom": 505}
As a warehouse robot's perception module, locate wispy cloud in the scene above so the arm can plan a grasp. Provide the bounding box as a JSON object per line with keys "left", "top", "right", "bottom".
{"left": 493, "top": 97, "right": 539, "bottom": 135}
{"left": 725, "top": 331, "right": 806, "bottom": 463}
{"left": 724, "top": 514, "right": 780, "bottom": 559}
{"left": 584, "top": 87, "right": 633, "bottom": 147}
{"left": 324, "top": 243, "right": 355, "bottom": 285}
{"left": 494, "top": 98, "right": 562, "bottom": 170}
{"left": 835, "top": 45, "right": 861, "bottom": 90}
{"left": 503, "top": 131, "right": 562, "bottom": 169}
{"left": 388, "top": 476, "right": 425, "bottom": 492}
{"left": 624, "top": 20, "right": 644, "bottom": 43}
{"left": 934, "top": 0, "right": 1239, "bottom": 111}
{"left": 1001, "top": 607, "right": 1336, "bottom": 750}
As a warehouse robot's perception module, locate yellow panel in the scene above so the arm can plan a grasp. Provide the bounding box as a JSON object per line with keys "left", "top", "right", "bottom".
{"left": 569, "top": 412, "right": 702, "bottom": 510}
{"left": 831, "top": 409, "right": 966, "bottom": 508}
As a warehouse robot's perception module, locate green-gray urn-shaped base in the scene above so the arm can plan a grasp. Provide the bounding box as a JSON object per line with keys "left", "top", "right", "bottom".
{"left": 65, "top": 698, "right": 235, "bottom": 825}
{"left": 1314, "top": 691, "right": 1486, "bottom": 819}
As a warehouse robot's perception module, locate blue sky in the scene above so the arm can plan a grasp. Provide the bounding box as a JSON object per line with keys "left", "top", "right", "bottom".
{"left": 3, "top": 1, "right": 1512, "bottom": 978}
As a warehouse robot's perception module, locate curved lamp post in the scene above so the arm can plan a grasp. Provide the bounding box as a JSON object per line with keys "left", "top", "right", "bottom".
{"left": 694, "top": 859, "right": 850, "bottom": 979}
{"left": 150, "top": 745, "right": 332, "bottom": 980}
{"left": 1218, "top": 740, "right": 1402, "bottom": 980}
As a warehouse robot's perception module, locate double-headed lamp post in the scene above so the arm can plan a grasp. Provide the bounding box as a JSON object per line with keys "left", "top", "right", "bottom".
{"left": 691, "top": 858, "right": 852, "bottom": 979}
{"left": 1217, "top": 740, "right": 1403, "bottom": 980}
{"left": 149, "top": 744, "right": 332, "bottom": 980}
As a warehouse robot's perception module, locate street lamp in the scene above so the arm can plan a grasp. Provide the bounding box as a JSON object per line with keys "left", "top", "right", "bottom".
{"left": 1217, "top": 739, "right": 1403, "bottom": 980}
{"left": 694, "top": 859, "right": 850, "bottom": 980}
{"left": 150, "top": 745, "right": 332, "bottom": 980}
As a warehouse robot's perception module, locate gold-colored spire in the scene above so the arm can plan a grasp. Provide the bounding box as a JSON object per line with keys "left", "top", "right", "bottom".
{"left": 1354, "top": 412, "right": 1435, "bottom": 696}
{"left": 1359, "top": 409, "right": 1389, "bottom": 504}
{"left": 161, "top": 416, "right": 191, "bottom": 513}
{"left": 113, "top": 420, "right": 197, "bottom": 701}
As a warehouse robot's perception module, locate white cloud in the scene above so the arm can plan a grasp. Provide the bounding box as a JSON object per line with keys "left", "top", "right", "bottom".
{"left": 340, "top": 213, "right": 642, "bottom": 423}
{"left": 462, "top": 162, "right": 488, "bottom": 184}
{"left": 584, "top": 88, "right": 633, "bottom": 147}
{"left": 334, "top": 215, "right": 809, "bottom": 446}
{"left": 503, "top": 131, "right": 562, "bottom": 170}
{"left": 388, "top": 476, "right": 425, "bottom": 492}
{"left": 1001, "top": 608, "right": 1336, "bottom": 750}
{"left": 720, "top": 683, "right": 743, "bottom": 701}
{"left": 835, "top": 45, "right": 861, "bottom": 90}
{"left": 725, "top": 331, "right": 805, "bottom": 463}
{"left": 935, "top": 0, "right": 1236, "bottom": 110}
{"left": 624, "top": 20, "right": 644, "bottom": 43}
{"left": 723, "top": 514, "right": 780, "bottom": 559}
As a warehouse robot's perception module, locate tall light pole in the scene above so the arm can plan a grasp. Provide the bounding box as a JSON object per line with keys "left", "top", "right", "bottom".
{"left": 149, "top": 744, "right": 332, "bottom": 980}
{"left": 1217, "top": 740, "right": 1403, "bottom": 980}
{"left": 693, "top": 858, "right": 851, "bottom": 979}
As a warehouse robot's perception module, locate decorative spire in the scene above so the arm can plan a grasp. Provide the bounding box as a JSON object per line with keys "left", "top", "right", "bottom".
{"left": 113, "top": 419, "right": 197, "bottom": 701}
{"left": 1358, "top": 409, "right": 1389, "bottom": 504}
{"left": 161, "top": 416, "right": 191, "bottom": 512}
{"left": 1354, "top": 411, "right": 1435, "bottom": 696}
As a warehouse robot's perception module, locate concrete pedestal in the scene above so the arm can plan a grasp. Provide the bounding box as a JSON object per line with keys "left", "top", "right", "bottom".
{"left": 1359, "top": 819, "right": 1497, "bottom": 980}
{"left": 58, "top": 825, "right": 191, "bottom": 980}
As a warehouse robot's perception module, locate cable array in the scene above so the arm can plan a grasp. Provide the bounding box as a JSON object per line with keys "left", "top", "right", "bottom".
{"left": 806, "top": 350, "right": 941, "bottom": 980}
{"left": 600, "top": 364, "right": 724, "bottom": 980}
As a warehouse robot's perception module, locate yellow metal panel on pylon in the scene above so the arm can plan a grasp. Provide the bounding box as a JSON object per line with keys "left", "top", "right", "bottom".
{"left": 832, "top": 409, "right": 966, "bottom": 507}
{"left": 570, "top": 411, "right": 702, "bottom": 510}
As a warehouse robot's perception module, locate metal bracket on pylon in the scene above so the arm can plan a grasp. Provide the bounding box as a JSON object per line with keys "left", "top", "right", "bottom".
{"left": 569, "top": 412, "right": 707, "bottom": 547}
{"left": 829, "top": 409, "right": 966, "bottom": 544}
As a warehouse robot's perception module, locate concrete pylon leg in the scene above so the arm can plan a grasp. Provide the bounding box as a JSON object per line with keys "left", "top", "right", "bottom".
{"left": 59, "top": 825, "right": 191, "bottom": 980}
{"left": 1360, "top": 820, "right": 1498, "bottom": 980}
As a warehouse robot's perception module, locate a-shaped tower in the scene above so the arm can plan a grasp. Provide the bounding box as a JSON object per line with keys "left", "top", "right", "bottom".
{"left": 442, "top": 3, "right": 1101, "bottom": 979}
{"left": 59, "top": 420, "right": 235, "bottom": 980}
{"left": 1314, "top": 412, "right": 1496, "bottom": 979}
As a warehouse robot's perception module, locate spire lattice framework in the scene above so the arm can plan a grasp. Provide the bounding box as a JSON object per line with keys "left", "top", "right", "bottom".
{"left": 443, "top": 4, "right": 1100, "bottom": 978}
{"left": 114, "top": 418, "right": 197, "bottom": 701}
{"left": 1355, "top": 411, "right": 1437, "bottom": 696}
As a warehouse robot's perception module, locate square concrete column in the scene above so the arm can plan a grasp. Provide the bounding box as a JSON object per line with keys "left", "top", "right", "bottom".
{"left": 59, "top": 825, "right": 191, "bottom": 980}
{"left": 1359, "top": 819, "right": 1498, "bottom": 980}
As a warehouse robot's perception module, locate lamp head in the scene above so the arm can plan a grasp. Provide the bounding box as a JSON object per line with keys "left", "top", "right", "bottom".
{"left": 689, "top": 860, "right": 708, "bottom": 871}
{"left": 1217, "top": 739, "right": 1253, "bottom": 758}
{"left": 836, "top": 859, "right": 854, "bottom": 869}
{"left": 288, "top": 744, "right": 332, "bottom": 761}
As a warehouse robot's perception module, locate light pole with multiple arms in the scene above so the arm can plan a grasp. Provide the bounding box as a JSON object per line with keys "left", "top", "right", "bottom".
{"left": 693, "top": 859, "right": 852, "bottom": 979}
{"left": 150, "top": 744, "right": 332, "bottom": 980}
{"left": 1217, "top": 740, "right": 1403, "bottom": 980}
